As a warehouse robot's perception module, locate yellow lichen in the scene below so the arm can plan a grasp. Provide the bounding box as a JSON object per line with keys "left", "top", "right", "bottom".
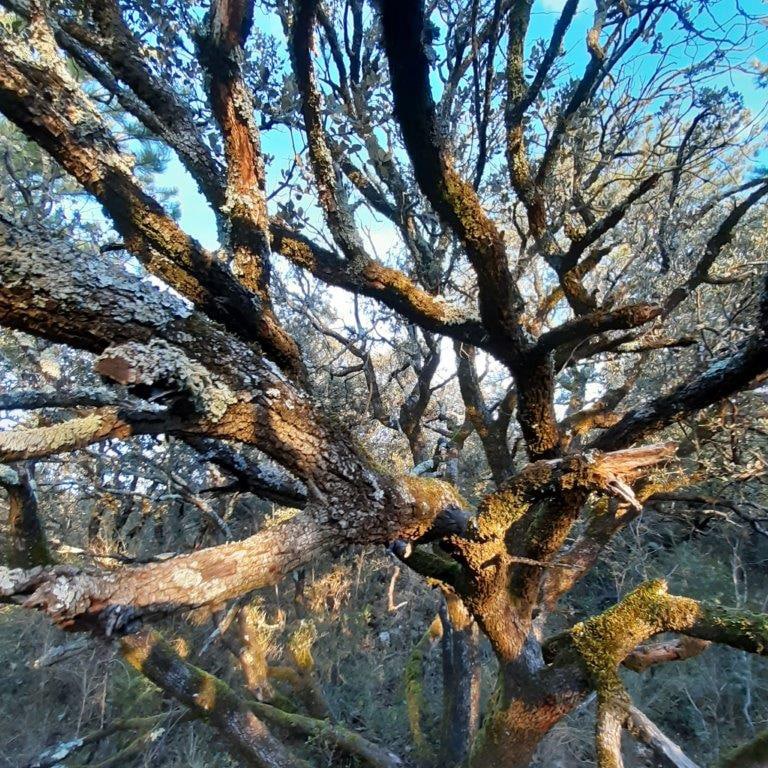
{"left": 287, "top": 621, "right": 317, "bottom": 672}
{"left": 570, "top": 580, "right": 701, "bottom": 696}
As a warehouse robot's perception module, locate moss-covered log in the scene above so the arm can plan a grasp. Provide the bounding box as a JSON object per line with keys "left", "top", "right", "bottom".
{"left": 122, "top": 630, "right": 309, "bottom": 768}
{"left": 123, "top": 629, "right": 402, "bottom": 768}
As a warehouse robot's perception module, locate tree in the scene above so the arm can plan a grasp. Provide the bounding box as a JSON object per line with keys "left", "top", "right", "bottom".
{"left": 0, "top": 0, "right": 767, "bottom": 766}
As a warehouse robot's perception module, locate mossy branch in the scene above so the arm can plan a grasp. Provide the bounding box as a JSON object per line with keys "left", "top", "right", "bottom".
{"left": 547, "top": 580, "right": 768, "bottom": 675}
{"left": 544, "top": 580, "right": 768, "bottom": 767}
{"left": 393, "top": 544, "right": 464, "bottom": 588}
{"left": 404, "top": 615, "right": 442, "bottom": 760}
{"left": 252, "top": 701, "right": 403, "bottom": 768}
{"left": 123, "top": 629, "right": 402, "bottom": 768}
{"left": 476, "top": 443, "right": 677, "bottom": 544}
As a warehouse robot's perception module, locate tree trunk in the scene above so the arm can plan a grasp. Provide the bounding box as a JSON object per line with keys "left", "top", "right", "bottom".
{"left": 2, "top": 462, "right": 51, "bottom": 568}
{"left": 439, "top": 592, "right": 480, "bottom": 767}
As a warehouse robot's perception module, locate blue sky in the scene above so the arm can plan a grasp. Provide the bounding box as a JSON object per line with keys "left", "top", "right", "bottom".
{"left": 165, "top": 0, "right": 768, "bottom": 252}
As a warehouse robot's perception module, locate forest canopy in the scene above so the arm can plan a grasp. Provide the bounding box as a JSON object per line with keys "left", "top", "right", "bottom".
{"left": 0, "top": 0, "right": 767, "bottom": 767}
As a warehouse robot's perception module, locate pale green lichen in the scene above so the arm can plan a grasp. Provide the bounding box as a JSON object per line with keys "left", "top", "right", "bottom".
{"left": 96, "top": 340, "right": 236, "bottom": 422}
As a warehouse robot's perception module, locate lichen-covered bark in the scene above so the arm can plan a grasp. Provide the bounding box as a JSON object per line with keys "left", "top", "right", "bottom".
{"left": 440, "top": 445, "right": 676, "bottom": 660}
{"left": 0, "top": 28, "right": 302, "bottom": 378}
{"left": 1, "top": 6, "right": 768, "bottom": 768}
{"left": 468, "top": 649, "right": 587, "bottom": 768}
{"left": 270, "top": 223, "right": 487, "bottom": 346}
{"left": 0, "top": 409, "right": 136, "bottom": 463}
{"left": 541, "top": 580, "right": 768, "bottom": 767}
{"left": 0, "top": 512, "right": 329, "bottom": 630}
{"left": 378, "top": 0, "right": 564, "bottom": 459}
{"left": 290, "top": 0, "right": 372, "bottom": 266}
{"left": 198, "top": 0, "right": 297, "bottom": 386}
{"left": 0, "top": 220, "right": 424, "bottom": 518}
{"left": 122, "top": 630, "right": 309, "bottom": 768}
{"left": 0, "top": 220, "right": 466, "bottom": 629}
{"left": 69, "top": 0, "right": 225, "bottom": 207}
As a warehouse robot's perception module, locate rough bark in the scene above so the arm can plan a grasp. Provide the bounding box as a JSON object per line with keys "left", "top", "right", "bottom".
{"left": 123, "top": 628, "right": 403, "bottom": 768}
{"left": 122, "top": 630, "right": 309, "bottom": 768}
{"left": 0, "top": 220, "right": 469, "bottom": 630}
{"left": 0, "top": 4, "right": 767, "bottom": 768}
{"left": 378, "top": 0, "right": 560, "bottom": 460}
{"left": 0, "top": 27, "right": 302, "bottom": 378}
{"left": 0, "top": 463, "right": 52, "bottom": 568}
{"left": 438, "top": 592, "right": 480, "bottom": 768}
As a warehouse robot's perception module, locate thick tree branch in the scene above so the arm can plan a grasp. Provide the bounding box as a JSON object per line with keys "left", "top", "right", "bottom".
{"left": 63, "top": 0, "right": 226, "bottom": 207}
{"left": 546, "top": 579, "right": 768, "bottom": 676}
{"left": 445, "top": 444, "right": 676, "bottom": 659}
{"left": 0, "top": 513, "right": 330, "bottom": 631}
{"left": 122, "top": 629, "right": 308, "bottom": 768}
{"left": 625, "top": 706, "right": 702, "bottom": 768}
{"left": 379, "top": 0, "right": 525, "bottom": 350}
{"left": 123, "top": 629, "right": 403, "bottom": 768}
{"left": 199, "top": 0, "right": 275, "bottom": 302}
{"left": 270, "top": 222, "right": 487, "bottom": 345}
{"left": 1, "top": 216, "right": 463, "bottom": 513}
{"left": 592, "top": 329, "right": 768, "bottom": 451}
{"left": 0, "top": 30, "right": 303, "bottom": 378}
{"left": 623, "top": 637, "right": 710, "bottom": 673}
{"left": 290, "top": 0, "right": 370, "bottom": 264}
{"left": 546, "top": 579, "right": 768, "bottom": 767}
{"left": 537, "top": 303, "right": 661, "bottom": 353}
{"left": 0, "top": 408, "right": 149, "bottom": 462}
{"left": 379, "top": 0, "right": 567, "bottom": 460}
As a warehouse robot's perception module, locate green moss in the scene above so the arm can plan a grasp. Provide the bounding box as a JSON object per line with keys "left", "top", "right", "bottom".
{"left": 404, "top": 618, "right": 441, "bottom": 761}
{"left": 476, "top": 488, "right": 528, "bottom": 540}
{"left": 405, "top": 548, "right": 463, "bottom": 586}
{"left": 570, "top": 580, "right": 700, "bottom": 697}
{"left": 474, "top": 462, "right": 557, "bottom": 541}
{"left": 699, "top": 605, "right": 768, "bottom": 654}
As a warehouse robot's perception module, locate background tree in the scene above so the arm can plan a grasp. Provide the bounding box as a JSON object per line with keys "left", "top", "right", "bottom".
{"left": 0, "top": 1, "right": 768, "bottom": 767}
